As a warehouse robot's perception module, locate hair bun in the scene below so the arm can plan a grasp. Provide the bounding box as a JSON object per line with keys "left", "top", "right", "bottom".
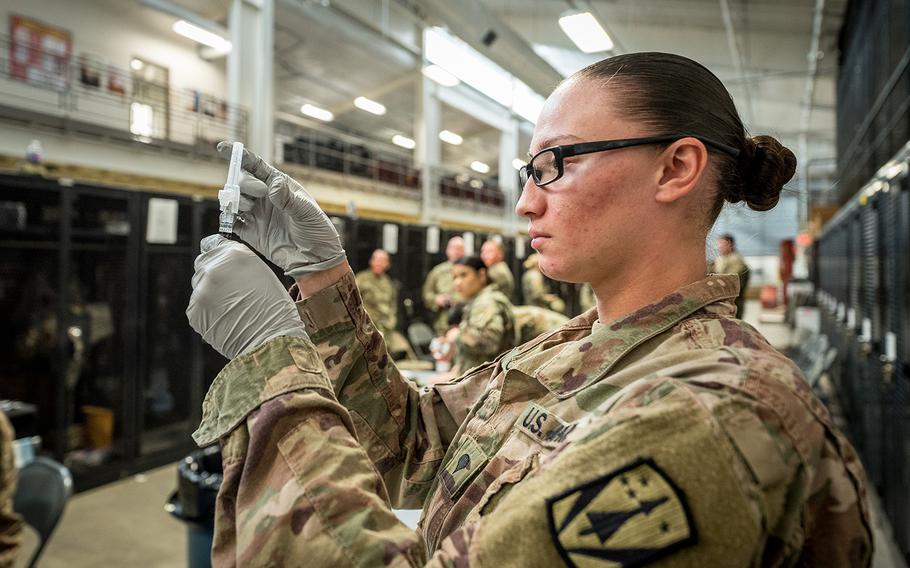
{"left": 735, "top": 135, "right": 796, "bottom": 211}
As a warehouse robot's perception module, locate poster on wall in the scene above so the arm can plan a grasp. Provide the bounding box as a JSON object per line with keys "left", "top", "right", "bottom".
{"left": 9, "top": 15, "right": 72, "bottom": 91}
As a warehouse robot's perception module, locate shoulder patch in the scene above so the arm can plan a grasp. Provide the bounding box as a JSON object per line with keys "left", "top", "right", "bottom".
{"left": 546, "top": 457, "right": 696, "bottom": 568}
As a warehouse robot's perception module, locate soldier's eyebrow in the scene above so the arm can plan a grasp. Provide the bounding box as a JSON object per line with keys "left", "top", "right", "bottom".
{"left": 528, "top": 134, "right": 584, "bottom": 157}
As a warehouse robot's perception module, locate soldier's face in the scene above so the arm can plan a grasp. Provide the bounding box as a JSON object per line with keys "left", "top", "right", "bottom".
{"left": 516, "top": 79, "right": 664, "bottom": 285}
{"left": 369, "top": 251, "right": 390, "bottom": 275}
{"left": 452, "top": 265, "right": 485, "bottom": 299}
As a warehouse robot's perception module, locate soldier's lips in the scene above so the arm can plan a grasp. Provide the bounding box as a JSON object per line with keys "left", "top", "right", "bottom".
{"left": 529, "top": 230, "right": 551, "bottom": 250}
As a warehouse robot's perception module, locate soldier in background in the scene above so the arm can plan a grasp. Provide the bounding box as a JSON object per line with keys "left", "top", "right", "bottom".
{"left": 513, "top": 304, "right": 569, "bottom": 343}
{"left": 354, "top": 249, "right": 398, "bottom": 337}
{"left": 422, "top": 236, "right": 464, "bottom": 335}
{"left": 711, "top": 233, "right": 750, "bottom": 317}
{"left": 449, "top": 256, "right": 517, "bottom": 373}
{"left": 521, "top": 253, "right": 566, "bottom": 313}
{"left": 480, "top": 238, "right": 514, "bottom": 300}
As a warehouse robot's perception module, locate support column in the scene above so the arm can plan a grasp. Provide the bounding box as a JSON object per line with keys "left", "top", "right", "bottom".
{"left": 228, "top": 0, "right": 274, "bottom": 161}
{"left": 415, "top": 51, "right": 441, "bottom": 225}
{"left": 499, "top": 116, "right": 520, "bottom": 235}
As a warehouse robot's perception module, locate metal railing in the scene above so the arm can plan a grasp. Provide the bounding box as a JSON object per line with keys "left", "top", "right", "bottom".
{"left": 281, "top": 132, "right": 506, "bottom": 210}
{"left": 0, "top": 34, "right": 247, "bottom": 150}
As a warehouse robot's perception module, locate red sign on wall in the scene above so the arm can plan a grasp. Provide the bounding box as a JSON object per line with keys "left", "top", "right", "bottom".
{"left": 9, "top": 15, "right": 72, "bottom": 90}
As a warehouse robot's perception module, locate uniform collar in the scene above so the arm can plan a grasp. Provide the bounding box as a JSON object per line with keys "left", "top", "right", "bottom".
{"left": 509, "top": 274, "right": 740, "bottom": 398}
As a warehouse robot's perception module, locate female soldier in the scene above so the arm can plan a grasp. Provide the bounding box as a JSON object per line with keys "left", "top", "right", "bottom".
{"left": 188, "top": 52, "right": 871, "bottom": 566}
{"left": 449, "top": 256, "right": 517, "bottom": 373}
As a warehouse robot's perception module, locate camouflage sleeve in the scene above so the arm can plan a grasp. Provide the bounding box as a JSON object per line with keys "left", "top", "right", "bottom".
{"left": 429, "top": 356, "right": 871, "bottom": 567}
{"left": 457, "top": 297, "right": 507, "bottom": 365}
{"left": 197, "top": 271, "right": 493, "bottom": 508}
{"left": 0, "top": 412, "right": 22, "bottom": 568}
{"left": 422, "top": 266, "right": 440, "bottom": 311}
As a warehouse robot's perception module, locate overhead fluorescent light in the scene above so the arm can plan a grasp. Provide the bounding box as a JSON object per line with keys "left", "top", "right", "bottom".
{"left": 422, "top": 64, "right": 460, "bottom": 87}
{"left": 172, "top": 20, "right": 232, "bottom": 52}
{"left": 512, "top": 158, "right": 526, "bottom": 170}
{"left": 392, "top": 134, "right": 416, "bottom": 149}
{"left": 439, "top": 130, "right": 463, "bottom": 146}
{"left": 354, "top": 96, "right": 386, "bottom": 116}
{"left": 300, "top": 103, "right": 334, "bottom": 122}
{"left": 558, "top": 11, "right": 614, "bottom": 53}
{"left": 470, "top": 161, "right": 490, "bottom": 174}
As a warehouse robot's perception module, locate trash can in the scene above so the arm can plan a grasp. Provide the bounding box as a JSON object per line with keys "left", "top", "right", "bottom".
{"left": 166, "top": 445, "right": 223, "bottom": 568}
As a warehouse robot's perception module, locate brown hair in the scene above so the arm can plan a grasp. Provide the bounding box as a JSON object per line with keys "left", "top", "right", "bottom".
{"left": 574, "top": 52, "right": 796, "bottom": 220}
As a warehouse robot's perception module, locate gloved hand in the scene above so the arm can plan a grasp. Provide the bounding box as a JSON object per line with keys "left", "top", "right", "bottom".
{"left": 187, "top": 234, "right": 308, "bottom": 360}
{"left": 216, "top": 141, "right": 346, "bottom": 278}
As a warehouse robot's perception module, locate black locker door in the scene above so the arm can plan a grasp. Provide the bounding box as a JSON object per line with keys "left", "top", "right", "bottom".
{"left": 136, "top": 194, "right": 197, "bottom": 459}
{"left": 398, "top": 225, "right": 427, "bottom": 325}
{"left": 859, "top": 200, "right": 883, "bottom": 488}
{"left": 881, "top": 179, "right": 908, "bottom": 549}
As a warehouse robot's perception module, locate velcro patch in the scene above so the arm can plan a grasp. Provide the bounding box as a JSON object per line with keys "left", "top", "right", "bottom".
{"left": 546, "top": 457, "right": 696, "bottom": 567}
{"left": 516, "top": 402, "right": 578, "bottom": 447}
{"left": 439, "top": 435, "right": 487, "bottom": 499}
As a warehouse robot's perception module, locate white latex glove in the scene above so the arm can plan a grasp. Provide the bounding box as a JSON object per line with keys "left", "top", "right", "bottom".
{"left": 187, "top": 234, "right": 308, "bottom": 360}
{"left": 217, "top": 141, "right": 346, "bottom": 278}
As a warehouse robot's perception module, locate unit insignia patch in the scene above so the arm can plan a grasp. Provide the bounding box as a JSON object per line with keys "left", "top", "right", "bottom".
{"left": 545, "top": 457, "right": 696, "bottom": 568}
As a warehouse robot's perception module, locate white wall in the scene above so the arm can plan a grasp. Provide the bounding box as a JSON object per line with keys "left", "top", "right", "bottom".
{"left": 0, "top": 0, "right": 226, "bottom": 95}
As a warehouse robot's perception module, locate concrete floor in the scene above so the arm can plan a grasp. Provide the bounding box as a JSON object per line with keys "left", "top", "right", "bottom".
{"left": 19, "top": 300, "right": 906, "bottom": 567}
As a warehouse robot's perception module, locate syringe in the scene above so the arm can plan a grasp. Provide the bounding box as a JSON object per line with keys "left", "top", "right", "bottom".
{"left": 218, "top": 141, "right": 243, "bottom": 236}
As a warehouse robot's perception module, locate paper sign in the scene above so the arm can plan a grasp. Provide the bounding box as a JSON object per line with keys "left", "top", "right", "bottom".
{"left": 146, "top": 198, "right": 178, "bottom": 244}
{"left": 463, "top": 232, "right": 475, "bottom": 255}
{"left": 515, "top": 236, "right": 526, "bottom": 259}
{"left": 426, "top": 226, "right": 440, "bottom": 254}
{"left": 885, "top": 332, "right": 897, "bottom": 362}
{"left": 382, "top": 223, "right": 399, "bottom": 254}
{"left": 862, "top": 318, "right": 872, "bottom": 341}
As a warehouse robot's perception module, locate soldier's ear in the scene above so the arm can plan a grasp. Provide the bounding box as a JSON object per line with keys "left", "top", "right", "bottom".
{"left": 654, "top": 138, "right": 709, "bottom": 204}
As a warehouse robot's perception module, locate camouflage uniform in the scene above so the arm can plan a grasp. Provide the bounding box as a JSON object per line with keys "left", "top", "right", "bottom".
{"left": 354, "top": 269, "right": 398, "bottom": 337}
{"left": 514, "top": 305, "right": 570, "bottom": 344}
{"left": 0, "top": 412, "right": 21, "bottom": 568}
{"left": 194, "top": 272, "right": 872, "bottom": 567}
{"left": 522, "top": 255, "right": 566, "bottom": 314}
{"left": 422, "top": 261, "right": 460, "bottom": 336}
{"left": 579, "top": 283, "right": 596, "bottom": 314}
{"left": 712, "top": 252, "right": 749, "bottom": 318}
{"left": 485, "top": 261, "right": 514, "bottom": 302}
{"left": 454, "top": 285, "right": 517, "bottom": 373}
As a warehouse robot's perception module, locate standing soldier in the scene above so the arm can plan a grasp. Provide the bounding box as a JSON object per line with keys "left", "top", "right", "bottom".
{"left": 480, "top": 238, "right": 514, "bottom": 301}
{"left": 711, "top": 234, "right": 750, "bottom": 317}
{"left": 422, "top": 236, "right": 464, "bottom": 335}
{"left": 354, "top": 249, "right": 398, "bottom": 337}
{"left": 521, "top": 253, "right": 566, "bottom": 313}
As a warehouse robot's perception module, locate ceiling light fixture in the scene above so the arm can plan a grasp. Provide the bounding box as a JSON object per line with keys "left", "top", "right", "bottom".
{"left": 439, "top": 130, "right": 463, "bottom": 145}
{"left": 300, "top": 103, "right": 334, "bottom": 122}
{"left": 130, "top": 58, "right": 144, "bottom": 71}
{"left": 470, "top": 161, "right": 490, "bottom": 174}
{"left": 422, "top": 64, "right": 460, "bottom": 87}
{"left": 354, "top": 96, "right": 387, "bottom": 116}
{"left": 172, "top": 20, "right": 232, "bottom": 52}
{"left": 558, "top": 11, "right": 614, "bottom": 53}
{"left": 392, "top": 134, "right": 416, "bottom": 149}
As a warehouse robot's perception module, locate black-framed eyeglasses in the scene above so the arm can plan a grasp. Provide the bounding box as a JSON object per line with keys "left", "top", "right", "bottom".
{"left": 518, "top": 134, "right": 741, "bottom": 188}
